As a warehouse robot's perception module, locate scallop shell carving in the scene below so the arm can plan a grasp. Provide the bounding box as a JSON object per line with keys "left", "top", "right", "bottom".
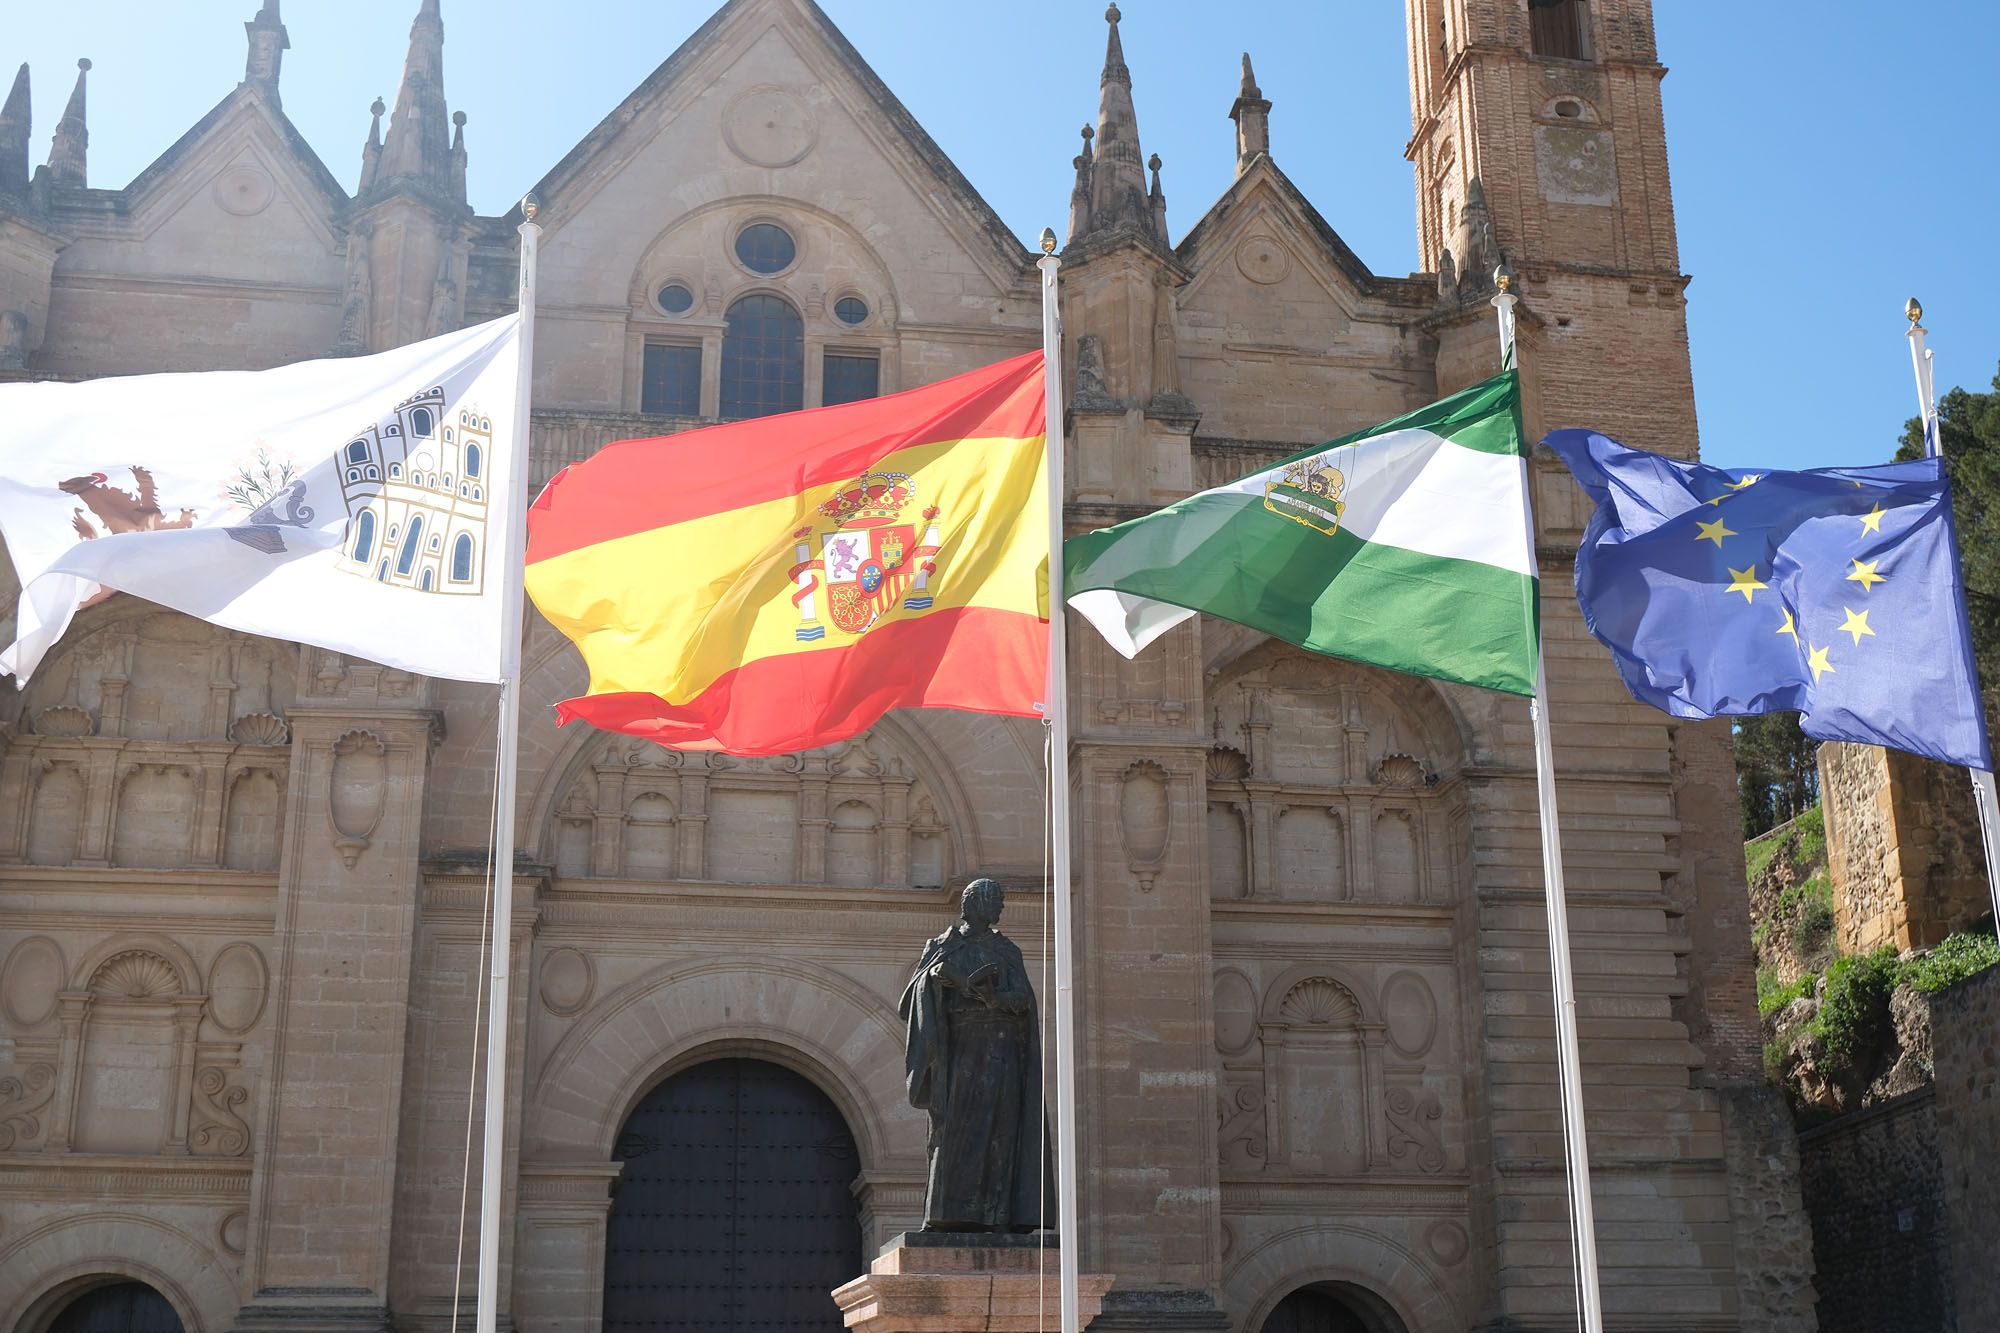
{"left": 1206, "top": 747, "right": 1249, "bottom": 782}
{"left": 32, "top": 705, "right": 94, "bottom": 738}
{"left": 90, "top": 950, "right": 180, "bottom": 998}
{"left": 1374, "top": 753, "right": 1426, "bottom": 788}
{"left": 230, "top": 712, "right": 291, "bottom": 746}
{"left": 1278, "top": 976, "right": 1359, "bottom": 1026}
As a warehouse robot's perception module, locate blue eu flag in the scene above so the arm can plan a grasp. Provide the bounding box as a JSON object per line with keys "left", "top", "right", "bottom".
{"left": 1546, "top": 429, "right": 1991, "bottom": 770}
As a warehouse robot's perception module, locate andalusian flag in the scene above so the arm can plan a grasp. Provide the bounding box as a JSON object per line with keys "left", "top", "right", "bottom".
{"left": 1065, "top": 371, "right": 1538, "bottom": 695}
{"left": 526, "top": 353, "right": 1048, "bottom": 755}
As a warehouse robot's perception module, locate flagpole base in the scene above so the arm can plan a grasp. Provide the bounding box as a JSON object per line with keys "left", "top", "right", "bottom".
{"left": 832, "top": 1233, "right": 1114, "bottom": 1333}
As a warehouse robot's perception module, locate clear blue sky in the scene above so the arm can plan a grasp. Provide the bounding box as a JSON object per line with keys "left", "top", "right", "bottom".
{"left": 7, "top": 2, "right": 1997, "bottom": 471}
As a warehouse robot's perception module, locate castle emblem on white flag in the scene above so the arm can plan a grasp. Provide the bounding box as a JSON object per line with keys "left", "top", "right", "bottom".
{"left": 333, "top": 387, "right": 495, "bottom": 595}
{"left": 0, "top": 315, "right": 522, "bottom": 685}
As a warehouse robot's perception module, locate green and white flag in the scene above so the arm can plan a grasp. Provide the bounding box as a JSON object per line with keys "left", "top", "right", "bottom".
{"left": 1064, "top": 370, "right": 1539, "bottom": 696}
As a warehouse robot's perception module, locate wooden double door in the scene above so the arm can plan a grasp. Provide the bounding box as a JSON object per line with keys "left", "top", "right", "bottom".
{"left": 603, "top": 1057, "right": 864, "bottom": 1332}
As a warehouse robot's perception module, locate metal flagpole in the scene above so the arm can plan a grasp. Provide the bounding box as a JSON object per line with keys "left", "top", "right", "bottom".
{"left": 1493, "top": 269, "right": 1605, "bottom": 1333}
{"left": 1036, "top": 227, "right": 1083, "bottom": 1333}
{"left": 475, "top": 194, "right": 541, "bottom": 1333}
{"left": 1905, "top": 298, "right": 2000, "bottom": 941}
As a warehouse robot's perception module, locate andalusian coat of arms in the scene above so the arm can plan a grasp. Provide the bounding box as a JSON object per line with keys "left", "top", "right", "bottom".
{"left": 1263, "top": 454, "right": 1346, "bottom": 536}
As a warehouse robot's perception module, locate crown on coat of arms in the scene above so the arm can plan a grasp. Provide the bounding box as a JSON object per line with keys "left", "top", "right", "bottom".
{"left": 818, "top": 470, "right": 915, "bottom": 528}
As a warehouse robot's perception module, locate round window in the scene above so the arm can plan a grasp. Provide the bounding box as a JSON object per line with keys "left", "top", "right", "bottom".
{"left": 734, "top": 223, "right": 797, "bottom": 275}
{"left": 834, "top": 295, "right": 869, "bottom": 326}
{"left": 657, "top": 283, "right": 694, "bottom": 314}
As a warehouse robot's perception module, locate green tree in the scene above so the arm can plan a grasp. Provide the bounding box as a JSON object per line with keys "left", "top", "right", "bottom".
{"left": 1897, "top": 359, "right": 2000, "bottom": 696}
{"left": 1736, "top": 712, "right": 1819, "bottom": 839}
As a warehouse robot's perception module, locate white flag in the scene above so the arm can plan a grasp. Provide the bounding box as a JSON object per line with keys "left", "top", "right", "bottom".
{"left": 0, "top": 316, "right": 521, "bottom": 683}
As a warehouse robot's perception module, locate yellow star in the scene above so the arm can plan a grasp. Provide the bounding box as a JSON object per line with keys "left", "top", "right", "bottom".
{"left": 1859, "top": 504, "right": 1887, "bottom": 535}
{"left": 1695, "top": 516, "right": 1737, "bottom": 547}
{"left": 1846, "top": 558, "right": 1887, "bottom": 591}
{"left": 1807, "top": 644, "right": 1835, "bottom": 682}
{"left": 1839, "top": 607, "right": 1876, "bottom": 645}
{"left": 1776, "top": 608, "right": 1799, "bottom": 640}
{"left": 1727, "top": 474, "right": 1763, "bottom": 491}
{"left": 1725, "top": 564, "right": 1766, "bottom": 603}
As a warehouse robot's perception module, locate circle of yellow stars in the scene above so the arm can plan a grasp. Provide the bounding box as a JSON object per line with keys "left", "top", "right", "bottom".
{"left": 1696, "top": 474, "right": 1888, "bottom": 685}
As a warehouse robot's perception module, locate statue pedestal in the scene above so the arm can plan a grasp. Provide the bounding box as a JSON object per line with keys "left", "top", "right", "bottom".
{"left": 833, "top": 1232, "right": 1115, "bottom": 1332}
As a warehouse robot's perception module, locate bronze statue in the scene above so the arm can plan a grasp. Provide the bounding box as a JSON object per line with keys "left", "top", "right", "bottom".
{"left": 899, "top": 877, "right": 1051, "bottom": 1232}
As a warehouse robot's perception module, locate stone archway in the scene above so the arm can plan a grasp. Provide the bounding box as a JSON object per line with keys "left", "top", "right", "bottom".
{"left": 1259, "top": 1281, "right": 1409, "bottom": 1333}
{"left": 43, "top": 1279, "right": 187, "bottom": 1333}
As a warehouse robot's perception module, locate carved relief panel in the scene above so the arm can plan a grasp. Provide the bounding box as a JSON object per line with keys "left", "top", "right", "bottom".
{"left": 1212, "top": 961, "right": 1461, "bottom": 1179}
{"left": 0, "top": 932, "right": 270, "bottom": 1158}
{"left": 1, "top": 612, "right": 295, "bottom": 872}
{"left": 1203, "top": 650, "right": 1465, "bottom": 903}
{"left": 546, "top": 728, "right": 961, "bottom": 889}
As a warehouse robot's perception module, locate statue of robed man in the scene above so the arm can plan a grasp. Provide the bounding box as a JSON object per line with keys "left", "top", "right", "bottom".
{"left": 898, "top": 877, "right": 1052, "bottom": 1232}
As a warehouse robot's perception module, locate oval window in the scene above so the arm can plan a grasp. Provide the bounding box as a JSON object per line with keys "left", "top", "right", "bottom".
{"left": 657, "top": 283, "right": 694, "bottom": 314}
{"left": 734, "top": 223, "right": 796, "bottom": 275}
{"left": 835, "top": 295, "right": 869, "bottom": 326}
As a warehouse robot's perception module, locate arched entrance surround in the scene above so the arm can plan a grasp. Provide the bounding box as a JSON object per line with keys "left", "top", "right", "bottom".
{"left": 510, "top": 955, "right": 930, "bottom": 1331}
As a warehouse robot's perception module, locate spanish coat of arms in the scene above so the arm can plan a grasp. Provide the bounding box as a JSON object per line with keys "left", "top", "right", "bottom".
{"left": 787, "top": 470, "right": 944, "bottom": 641}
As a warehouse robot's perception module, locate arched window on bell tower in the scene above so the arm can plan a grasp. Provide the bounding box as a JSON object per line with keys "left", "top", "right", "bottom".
{"left": 1529, "top": 0, "right": 1591, "bottom": 60}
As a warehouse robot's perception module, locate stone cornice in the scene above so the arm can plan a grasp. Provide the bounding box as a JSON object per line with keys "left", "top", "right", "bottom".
{"left": 0, "top": 1150, "right": 253, "bottom": 1200}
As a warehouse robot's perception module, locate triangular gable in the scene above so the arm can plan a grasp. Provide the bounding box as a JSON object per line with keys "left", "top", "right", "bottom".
{"left": 1176, "top": 154, "right": 1379, "bottom": 298}
{"left": 123, "top": 84, "right": 348, "bottom": 219}
{"left": 517, "top": 0, "right": 1029, "bottom": 279}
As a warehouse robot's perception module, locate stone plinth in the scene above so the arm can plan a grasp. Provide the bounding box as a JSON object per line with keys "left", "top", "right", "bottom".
{"left": 833, "top": 1233, "right": 1114, "bottom": 1333}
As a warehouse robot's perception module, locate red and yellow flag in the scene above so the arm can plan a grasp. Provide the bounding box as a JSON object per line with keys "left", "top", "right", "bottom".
{"left": 526, "top": 352, "right": 1049, "bottom": 755}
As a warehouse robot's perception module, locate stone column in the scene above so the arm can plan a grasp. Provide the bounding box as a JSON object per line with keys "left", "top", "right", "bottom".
{"left": 231, "top": 703, "right": 437, "bottom": 1332}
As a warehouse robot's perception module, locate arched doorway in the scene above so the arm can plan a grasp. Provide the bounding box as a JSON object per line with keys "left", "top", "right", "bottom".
{"left": 1261, "top": 1281, "right": 1410, "bottom": 1333}
{"left": 45, "top": 1280, "right": 186, "bottom": 1333}
{"left": 604, "top": 1057, "right": 864, "bottom": 1331}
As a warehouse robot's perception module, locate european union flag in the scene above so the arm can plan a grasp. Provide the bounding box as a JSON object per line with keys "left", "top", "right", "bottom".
{"left": 1546, "top": 429, "right": 1991, "bottom": 770}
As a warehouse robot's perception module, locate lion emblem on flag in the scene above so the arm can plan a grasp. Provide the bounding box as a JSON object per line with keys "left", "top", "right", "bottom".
{"left": 786, "top": 470, "right": 944, "bottom": 641}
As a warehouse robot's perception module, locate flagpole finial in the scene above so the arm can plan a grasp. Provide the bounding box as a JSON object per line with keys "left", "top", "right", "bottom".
{"left": 1906, "top": 297, "right": 1923, "bottom": 326}
{"left": 1494, "top": 262, "right": 1514, "bottom": 294}
{"left": 521, "top": 192, "right": 540, "bottom": 223}
{"left": 1040, "top": 227, "right": 1059, "bottom": 255}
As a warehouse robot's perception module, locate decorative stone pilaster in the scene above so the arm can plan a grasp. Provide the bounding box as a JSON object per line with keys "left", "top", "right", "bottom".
{"left": 231, "top": 703, "right": 438, "bottom": 1333}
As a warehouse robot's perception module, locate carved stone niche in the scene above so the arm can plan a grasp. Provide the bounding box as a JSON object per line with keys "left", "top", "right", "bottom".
{"left": 1118, "top": 761, "right": 1171, "bottom": 891}
{"left": 17, "top": 610, "right": 296, "bottom": 743}
{"left": 543, "top": 726, "right": 965, "bottom": 889}
{"left": 1204, "top": 648, "right": 1465, "bottom": 903}
{"left": 329, "top": 730, "right": 389, "bottom": 869}
{"left": 1214, "top": 963, "right": 1448, "bottom": 1180}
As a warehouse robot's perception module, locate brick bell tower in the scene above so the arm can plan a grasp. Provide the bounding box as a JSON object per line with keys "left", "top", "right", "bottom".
{"left": 1403, "top": 2, "right": 1820, "bottom": 1329}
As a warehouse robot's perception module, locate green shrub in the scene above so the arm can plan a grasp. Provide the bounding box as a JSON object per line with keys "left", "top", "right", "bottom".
{"left": 1792, "top": 805, "right": 1826, "bottom": 873}
{"left": 1795, "top": 875, "right": 1836, "bottom": 946}
{"left": 1897, "top": 932, "right": 2000, "bottom": 994}
{"left": 1811, "top": 947, "right": 1898, "bottom": 1068}
{"left": 1757, "top": 968, "right": 1816, "bottom": 1018}
{"left": 1743, "top": 830, "right": 1786, "bottom": 887}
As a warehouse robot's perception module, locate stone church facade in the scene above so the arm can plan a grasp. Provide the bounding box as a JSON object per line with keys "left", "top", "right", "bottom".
{"left": 0, "top": 2, "right": 1816, "bottom": 1330}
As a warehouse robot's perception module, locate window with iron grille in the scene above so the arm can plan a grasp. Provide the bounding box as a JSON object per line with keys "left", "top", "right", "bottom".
{"left": 721, "top": 294, "right": 804, "bottom": 419}
{"left": 641, "top": 341, "right": 702, "bottom": 416}
{"left": 822, "top": 351, "right": 880, "bottom": 407}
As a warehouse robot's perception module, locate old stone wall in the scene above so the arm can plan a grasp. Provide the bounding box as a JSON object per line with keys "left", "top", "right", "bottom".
{"left": 1819, "top": 742, "right": 1989, "bottom": 955}
{"left": 1796, "top": 1089, "right": 1953, "bottom": 1333}
{"left": 1931, "top": 965, "right": 2000, "bottom": 1331}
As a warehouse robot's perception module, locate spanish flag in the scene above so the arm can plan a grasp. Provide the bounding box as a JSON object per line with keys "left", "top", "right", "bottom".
{"left": 526, "top": 352, "right": 1049, "bottom": 755}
